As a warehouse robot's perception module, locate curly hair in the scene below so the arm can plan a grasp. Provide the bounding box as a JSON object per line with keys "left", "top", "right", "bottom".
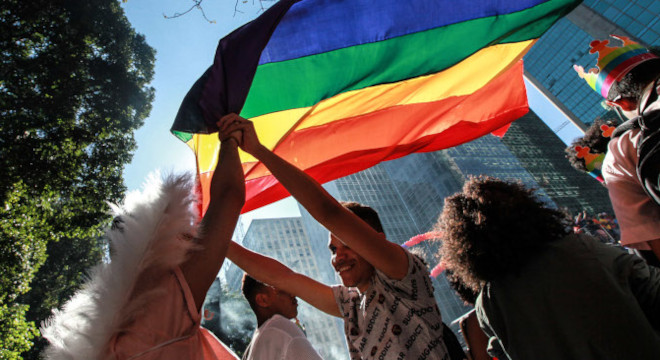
{"left": 565, "top": 118, "right": 617, "bottom": 172}
{"left": 607, "top": 47, "right": 660, "bottom": 102}
{"left": 445, "top": 269, "right": 479, "bottom": 306}
{"left": 435, "top": 176, "right": 570, "bottom": 292}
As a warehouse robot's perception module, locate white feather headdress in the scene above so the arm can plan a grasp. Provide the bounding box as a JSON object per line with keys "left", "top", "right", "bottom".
{"left": 41, "top": 172, "right": 200, "bottom": 359}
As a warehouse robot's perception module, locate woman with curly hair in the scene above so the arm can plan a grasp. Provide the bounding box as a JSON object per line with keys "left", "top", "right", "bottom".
{"left": 436, "top": 176, "right": 660, "bottom": 360}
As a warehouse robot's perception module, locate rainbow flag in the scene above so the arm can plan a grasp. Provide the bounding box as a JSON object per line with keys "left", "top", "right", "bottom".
{"left": 172, "top": 0, "right": 580, "bottom": 214}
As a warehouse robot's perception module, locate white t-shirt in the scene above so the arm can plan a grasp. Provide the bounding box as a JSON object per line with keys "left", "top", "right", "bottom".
{"left": 243, "top": 314, "right": 323, "bottom": 360}
{"left": 603, "top": 128, "right": 660, "bottom": 250}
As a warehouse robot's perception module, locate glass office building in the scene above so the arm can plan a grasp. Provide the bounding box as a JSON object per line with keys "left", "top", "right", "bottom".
{"left": 501, "top": 110, "right": 614, "bottom": 214}
{"left": 524, "top": 0, "right": 660, "bottom": 127}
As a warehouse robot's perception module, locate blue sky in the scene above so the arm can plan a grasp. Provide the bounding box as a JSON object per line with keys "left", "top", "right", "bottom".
{"left": 121, "top": 0, "right": 585, "bottom": 225}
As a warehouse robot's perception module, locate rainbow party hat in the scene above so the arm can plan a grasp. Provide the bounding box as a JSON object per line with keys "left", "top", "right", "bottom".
{"left": 574, "top": 35, "right": 658, "bottom": 99}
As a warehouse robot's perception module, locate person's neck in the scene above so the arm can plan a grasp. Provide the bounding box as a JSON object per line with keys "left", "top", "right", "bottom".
{"left": 356, "top": 278, "right": 373, "bottom": 293}
{"left": 356, "top": 268, "right": 376, "bottom": 293}
{"left": 256, "top": 312, "right": 286, "bottom": 327}
{"left": 256, "top": 313, "right": 272, "bottom": 327}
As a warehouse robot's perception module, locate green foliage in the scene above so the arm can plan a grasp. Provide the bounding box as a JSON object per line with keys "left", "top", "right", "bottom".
{"left": 0, "top": 304, "right": 39, "bottom": 360}
{"left": 0, "top": 0, "right": 155, "bottom": 357}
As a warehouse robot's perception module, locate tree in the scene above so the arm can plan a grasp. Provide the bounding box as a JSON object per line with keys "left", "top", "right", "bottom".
{"left": 0, "top": 0, "right": 155, "bottom": 357}
{"left": 18, "top": 235, "right": 107, "bottom": 359}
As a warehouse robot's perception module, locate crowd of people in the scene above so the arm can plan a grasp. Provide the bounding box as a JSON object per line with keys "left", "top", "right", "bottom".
{"left": 41, "top": 34, "right": 660, "bottom": 360}
{"left": 571, "top": 210, "right": 619, "bottom": 243}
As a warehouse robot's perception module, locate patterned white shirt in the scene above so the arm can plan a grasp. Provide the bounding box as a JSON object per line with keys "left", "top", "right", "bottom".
{"left": 332, "top": 250, "right": 449, "bottom": 360}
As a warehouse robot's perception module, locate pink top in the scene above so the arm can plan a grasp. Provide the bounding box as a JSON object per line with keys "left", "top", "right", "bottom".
{"left": 108, "top": 267, "right": 238, "bottom": 360}
{"left": 602, "top": 128, "right": 660, "bottom": 250}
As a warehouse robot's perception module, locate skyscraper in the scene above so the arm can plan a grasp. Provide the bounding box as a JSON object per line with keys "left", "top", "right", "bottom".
{"left": 501, "top": 110, "right": 614, "bottom": 214}
{"left": 442, "top": 134, "right": 554, "bottom": 206}
{"left": 524, "top": 0, "right": 660, "bottom": 128}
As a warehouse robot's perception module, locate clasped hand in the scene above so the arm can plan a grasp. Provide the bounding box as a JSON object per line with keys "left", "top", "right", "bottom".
{"left": 217, "top": 113, "right": 262, "bottom": 154}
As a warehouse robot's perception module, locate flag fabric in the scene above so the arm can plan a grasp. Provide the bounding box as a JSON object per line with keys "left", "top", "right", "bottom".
{"left": 172, "top": 0, "right": 581, "bottom": 214}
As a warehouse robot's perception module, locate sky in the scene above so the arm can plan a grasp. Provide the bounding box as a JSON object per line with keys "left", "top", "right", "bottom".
{"left": 120, "top": 0, "right": 585, "bottom": 228}
{"left": 121, "top": 0, "right": 303, "bottom": 226}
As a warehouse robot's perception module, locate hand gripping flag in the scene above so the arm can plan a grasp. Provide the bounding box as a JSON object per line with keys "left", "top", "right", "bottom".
{"left": 172, "top": 0, "right": 581, "bottom": 214}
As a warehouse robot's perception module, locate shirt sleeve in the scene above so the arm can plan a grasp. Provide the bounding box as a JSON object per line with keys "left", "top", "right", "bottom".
{"left": 374, "top": 249, "right": 436, "bottom": 302}
{"left": 332, "top": 284, "right": 358, "bottom": 318}
{"left": 603, "top": 131, "right": 660, "bottom": 247}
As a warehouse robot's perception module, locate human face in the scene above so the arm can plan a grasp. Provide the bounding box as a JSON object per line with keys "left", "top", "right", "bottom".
{"left": 267, "top": 287, "right": 298, "bottom": 319}
{"left": 328, "top": 234, "right": 374, "bottom": 292}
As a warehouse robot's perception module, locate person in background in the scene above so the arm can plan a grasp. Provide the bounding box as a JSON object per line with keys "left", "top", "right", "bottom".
{"left": 569, "top": 35, "right": 660, "bottom": 263}
{"left": 240, "top": 274, "right": 323, "bottom": 360}
{"left": 436, "top": 176, "right": 660, "bottom": 359}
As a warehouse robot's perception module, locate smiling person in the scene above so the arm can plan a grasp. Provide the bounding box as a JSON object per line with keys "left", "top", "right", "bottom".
{"left": 223, "top": 114, "right": 452, "bottom": 360}
{"left": 241, "top": 274, "right": 322, "bottom": 360}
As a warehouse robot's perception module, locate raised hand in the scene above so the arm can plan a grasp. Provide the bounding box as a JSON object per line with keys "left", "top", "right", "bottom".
{"left": 217, "top": 113, "right": 243, "bottom": 146}
{"left": 218, "top": 113, "right": 264, "bottom": 155}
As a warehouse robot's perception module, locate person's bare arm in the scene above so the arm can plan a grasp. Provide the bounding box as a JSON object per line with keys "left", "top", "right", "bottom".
{"left": 181, "top": 117, "right": 245, "bottom": 312}
{"left": 227, "top": 241, "right": 340, "bottom": 317}
{"left": 220, "top": 115, "right": 408, "bottom": 280}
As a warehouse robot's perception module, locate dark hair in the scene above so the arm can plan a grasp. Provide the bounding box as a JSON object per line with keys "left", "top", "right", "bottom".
{"left": 445, "top": 269, "right": 479, "bottom": 306}
{"left": 436, "top": 176, "right": 570, "bottom": 292}
{"left": 607, "top": 47, "right": 660, "bottom": 102}
{"left": 341, "top": 201, "right": 384, "bottom": 233}
{"left": 241, "top": 273, "right": 267, "bottom": 312}
{"left": 565, "top": 118, "right": 617, "bottom": 172}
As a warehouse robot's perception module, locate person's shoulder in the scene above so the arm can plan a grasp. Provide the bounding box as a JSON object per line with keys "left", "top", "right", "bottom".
{"left": 608, "top": 127, "right": 641, "bottom": 154}
{"left": 560, "top": 233, "right": 629, "bottom": 261}
{"left": 604, "top": 128, "right": 641, "bottom": 182}
{"left": 403, "top": 248, "right": 431, "bottom": 277}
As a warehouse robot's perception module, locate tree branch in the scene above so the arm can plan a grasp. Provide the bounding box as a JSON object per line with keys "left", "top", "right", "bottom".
{"left": 163, "top": 0, "right": 216, "bottom": 24}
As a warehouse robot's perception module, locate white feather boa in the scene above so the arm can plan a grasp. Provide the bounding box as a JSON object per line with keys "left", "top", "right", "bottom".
{"left": 41, "top": 173, "right": 201, "bottom": 359}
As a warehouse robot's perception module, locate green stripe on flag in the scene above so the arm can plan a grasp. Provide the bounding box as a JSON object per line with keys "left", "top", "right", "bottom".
{"left": 241, "top": 0, "right": 576, "bottom": 119}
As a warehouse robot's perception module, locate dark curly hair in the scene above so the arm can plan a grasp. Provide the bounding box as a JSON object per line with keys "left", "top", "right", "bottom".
{"left": 435, "top": 176, "right": 570, "bottom": 292}
{"left": 445, "top": 269, "right": 479, "bottom": 306}
{"left": 607, "top": 47, "right": 660, "bottom": 102}
{"left": 565, "top": 118, "right": 617, "bottom": 172}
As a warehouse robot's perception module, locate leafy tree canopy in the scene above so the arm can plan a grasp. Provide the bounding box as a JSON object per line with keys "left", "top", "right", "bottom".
{"left": 0, "top": 0, "right": 155, "bottom": 357}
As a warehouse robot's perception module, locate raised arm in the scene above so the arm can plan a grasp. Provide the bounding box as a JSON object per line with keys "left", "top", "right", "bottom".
{"left": 220, "top": 115, "right": 408, "bottom": 280}
{"left": 181, "top": 116, "right": 245, "bottom": 312}
{"left": 227, "top": 241, "right": 340, "bottom": 317}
